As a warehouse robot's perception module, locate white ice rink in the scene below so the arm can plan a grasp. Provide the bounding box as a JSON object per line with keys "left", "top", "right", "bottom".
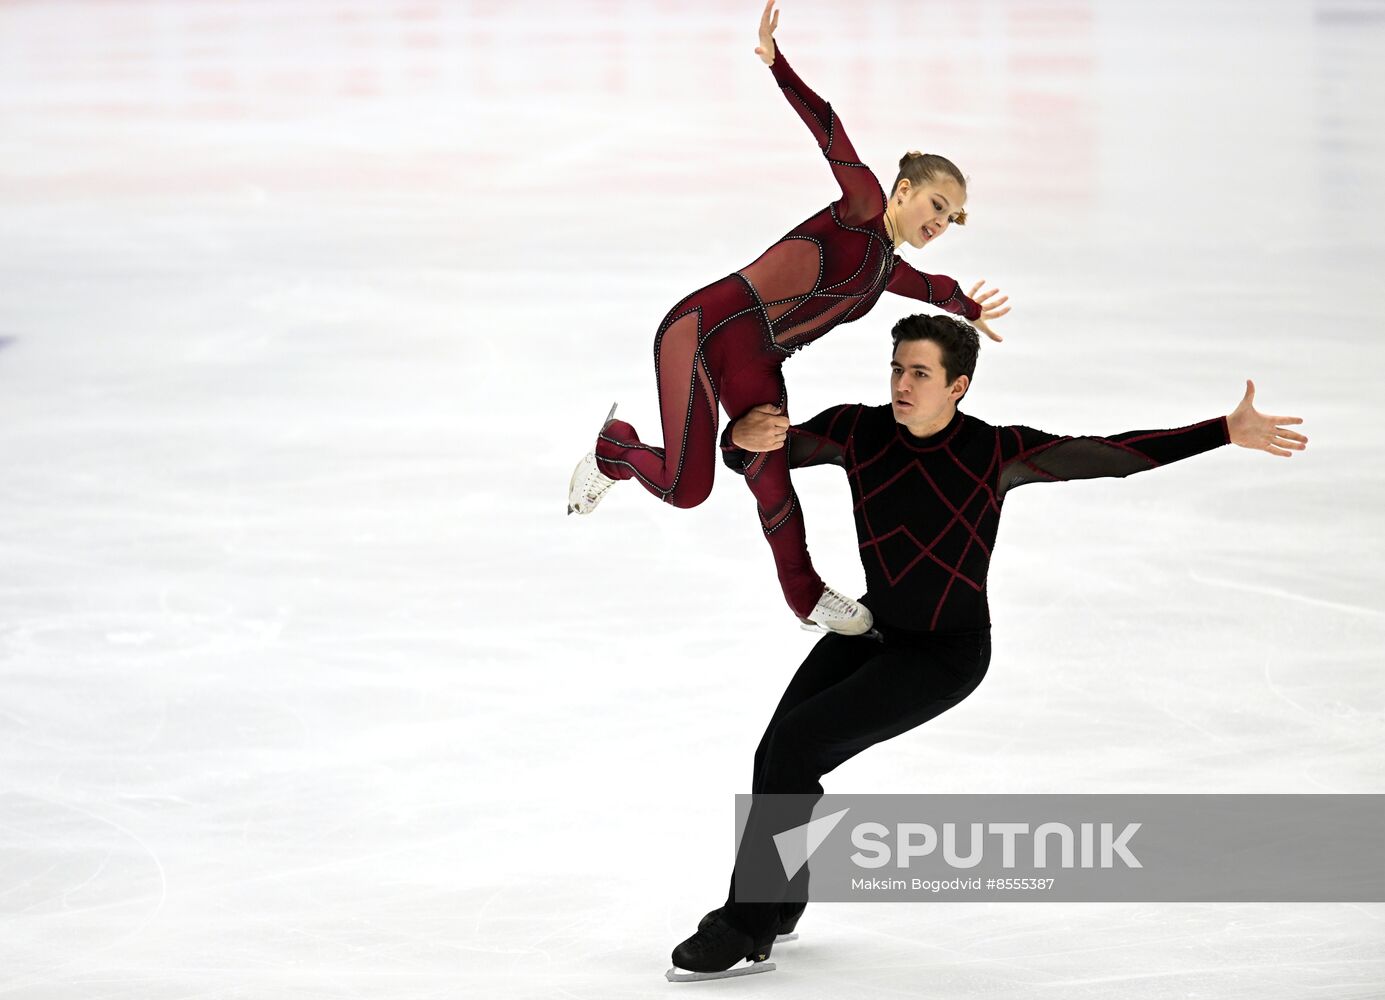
{"left": 1, "top": 0, "right": 1383, "bottom": 996}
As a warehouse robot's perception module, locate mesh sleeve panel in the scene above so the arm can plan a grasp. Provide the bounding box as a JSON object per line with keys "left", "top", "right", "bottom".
{"left": 997, "top": 418, "right": 1230, "bottom": 498}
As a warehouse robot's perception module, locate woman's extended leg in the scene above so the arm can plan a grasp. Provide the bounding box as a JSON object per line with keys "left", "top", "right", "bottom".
{"left": 593, "top": 303, "right": 719, "bottom": 509}
{"left": 717, "top": 364, "right": 825, "bottom": 619}
{"left": 579, "top": 275, "right": 844, "bottom": 622}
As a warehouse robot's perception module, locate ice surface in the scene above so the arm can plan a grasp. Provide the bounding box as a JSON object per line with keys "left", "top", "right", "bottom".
{"left": 0, "top": 1, "right": 1382, "bottom": 997}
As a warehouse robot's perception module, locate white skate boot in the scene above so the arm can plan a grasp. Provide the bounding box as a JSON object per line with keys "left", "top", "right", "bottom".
{"left": 567, "top": 403, "right": 619, "bottom": 516}
{"left": 799, "top": 585, "right": 875, "bottom": 637}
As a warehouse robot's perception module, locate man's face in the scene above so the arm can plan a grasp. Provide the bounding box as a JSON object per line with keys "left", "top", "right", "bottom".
{"left": 890, "top": 338, "right": 967, "bottom": 433}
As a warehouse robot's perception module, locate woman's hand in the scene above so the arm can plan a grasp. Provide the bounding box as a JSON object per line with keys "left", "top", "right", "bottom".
{"left": 731, "top": 403, "right": 790, "bottom": 451}
{"left": 1227, "top": 380, "right": 1308, "bottom": 456}
{"left": 968, "top": 280, "right": 1011, "bottom": 343}
{"left": 755, "top": 0, "right": 779, "bottom": 65}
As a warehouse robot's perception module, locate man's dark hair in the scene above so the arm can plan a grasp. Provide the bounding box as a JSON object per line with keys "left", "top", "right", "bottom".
{"left": 890, "top": 313, "right": 980, "bottom": 385}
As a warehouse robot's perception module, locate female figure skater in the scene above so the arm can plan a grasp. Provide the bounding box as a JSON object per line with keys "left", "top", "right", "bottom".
{"left": 567, "top": 1, "right": 1011, "bottom": 635}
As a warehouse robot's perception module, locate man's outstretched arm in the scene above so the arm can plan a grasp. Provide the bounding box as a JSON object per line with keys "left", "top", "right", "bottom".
{"left": 999, "top": 380, "right": 1307, "bottom": 497}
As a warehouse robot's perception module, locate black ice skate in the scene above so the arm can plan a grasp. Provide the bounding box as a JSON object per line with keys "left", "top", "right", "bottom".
{"left": 666, "top": 912, "right": 776, "bottom": 982}
{"left": 698, "top": 902, "right": 804, "bottom": 944}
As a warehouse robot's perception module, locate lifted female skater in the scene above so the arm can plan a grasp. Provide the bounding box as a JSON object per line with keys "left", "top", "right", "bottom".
{"left": 666, "top": 313, "right": 1308, "bottom": 980}
{"left": 567, "top": 1, "right": 1010, "bottom": 635}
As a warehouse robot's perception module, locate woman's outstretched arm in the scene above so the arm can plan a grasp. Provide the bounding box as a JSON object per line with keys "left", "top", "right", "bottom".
{"left": 887, "top": 267, "right": 1012, "bottom": 341}
{"left": 755, "top": 1, "right": 882, "bottom": 224}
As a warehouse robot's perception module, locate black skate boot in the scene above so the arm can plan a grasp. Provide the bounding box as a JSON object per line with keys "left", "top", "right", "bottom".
{"left": 666, "top": 912, "right": 776, "bottom": 982}
{"left": 698, "top": 902, "right": 804, "bottom": 942}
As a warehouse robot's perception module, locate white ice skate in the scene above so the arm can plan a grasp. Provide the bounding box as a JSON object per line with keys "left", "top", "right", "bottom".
{"left": 799, "top": 585, "right": 876, "bottom": 637}
{"left": 566, "top": 403, "right": 619, "bottom": 516}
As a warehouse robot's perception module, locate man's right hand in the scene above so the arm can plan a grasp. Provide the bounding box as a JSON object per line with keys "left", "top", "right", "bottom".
{"left": 731, "top": 403, "right": 790, "bottom": 451}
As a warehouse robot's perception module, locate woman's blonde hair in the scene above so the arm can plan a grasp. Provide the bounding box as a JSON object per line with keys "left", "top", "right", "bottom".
{"left": 890, "top": 152, "right": 968, "bottom": 225}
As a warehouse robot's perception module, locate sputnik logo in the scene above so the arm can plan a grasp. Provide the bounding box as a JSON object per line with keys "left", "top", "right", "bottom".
{"left": 772, "top": 808, "right": 851, "bottom": 879}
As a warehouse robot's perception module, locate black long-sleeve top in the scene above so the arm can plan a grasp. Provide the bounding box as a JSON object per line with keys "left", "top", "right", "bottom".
{"left": 721, "top": 404, "right": 1230, "bottom": 631}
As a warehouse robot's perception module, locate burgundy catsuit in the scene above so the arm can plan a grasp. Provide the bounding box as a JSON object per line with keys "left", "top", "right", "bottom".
{"left": 593, "top": 47, "right": 982, "bottom": 618}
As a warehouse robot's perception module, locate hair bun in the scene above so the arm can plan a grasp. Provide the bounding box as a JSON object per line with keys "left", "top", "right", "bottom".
{"left": 891, "top": 151, "right": 968, "bottom": 203}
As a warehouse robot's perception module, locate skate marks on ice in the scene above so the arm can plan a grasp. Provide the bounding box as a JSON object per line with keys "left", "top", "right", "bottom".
{"left": 1187, "top": 571, "right": 1385, "bottom": 622}
{"left": 0, "top": 792, "right": 169, "bottom": 990}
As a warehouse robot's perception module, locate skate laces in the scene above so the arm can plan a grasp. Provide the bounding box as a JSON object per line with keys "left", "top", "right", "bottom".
{"left": 701, "top": 913, "right": 750, "bottom": 947}
{"left": 580, "top": 457, "right": 615, "bottom": 502}
{"left": 816, "top": 586, "right": 858, "bottom": 619}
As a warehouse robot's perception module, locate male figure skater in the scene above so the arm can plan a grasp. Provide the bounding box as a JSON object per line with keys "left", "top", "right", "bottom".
{"left": 667, "top": 313, "right": 1308, "bottom": 980}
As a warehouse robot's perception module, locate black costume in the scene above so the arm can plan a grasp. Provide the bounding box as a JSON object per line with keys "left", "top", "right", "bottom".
{"left": 711, "top": 403, "right": 1229, "bottom": 941}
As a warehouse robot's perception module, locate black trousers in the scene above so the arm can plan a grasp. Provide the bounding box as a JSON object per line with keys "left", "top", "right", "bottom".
{"left": 722, "top": 624, "right": 991, "bottom": 940}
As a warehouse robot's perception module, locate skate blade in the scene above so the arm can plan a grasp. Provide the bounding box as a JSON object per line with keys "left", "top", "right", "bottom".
{"left": 666, "top": 961, "right": 776, "bottom": 982}
{"left": 798, "top": 621, "right": 883, "bottom": 642}
{"left": 775, "top": 932, "right": 799, "bottom": 942}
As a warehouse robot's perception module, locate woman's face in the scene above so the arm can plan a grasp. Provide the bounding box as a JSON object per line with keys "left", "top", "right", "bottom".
{"left": 893, "top": 176, "right": 966, "bottom": 250}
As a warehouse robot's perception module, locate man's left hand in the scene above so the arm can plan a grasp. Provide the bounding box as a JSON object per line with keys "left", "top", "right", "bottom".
{"left": 1228, "top": 380, "right": 1308, "bottom": 457}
